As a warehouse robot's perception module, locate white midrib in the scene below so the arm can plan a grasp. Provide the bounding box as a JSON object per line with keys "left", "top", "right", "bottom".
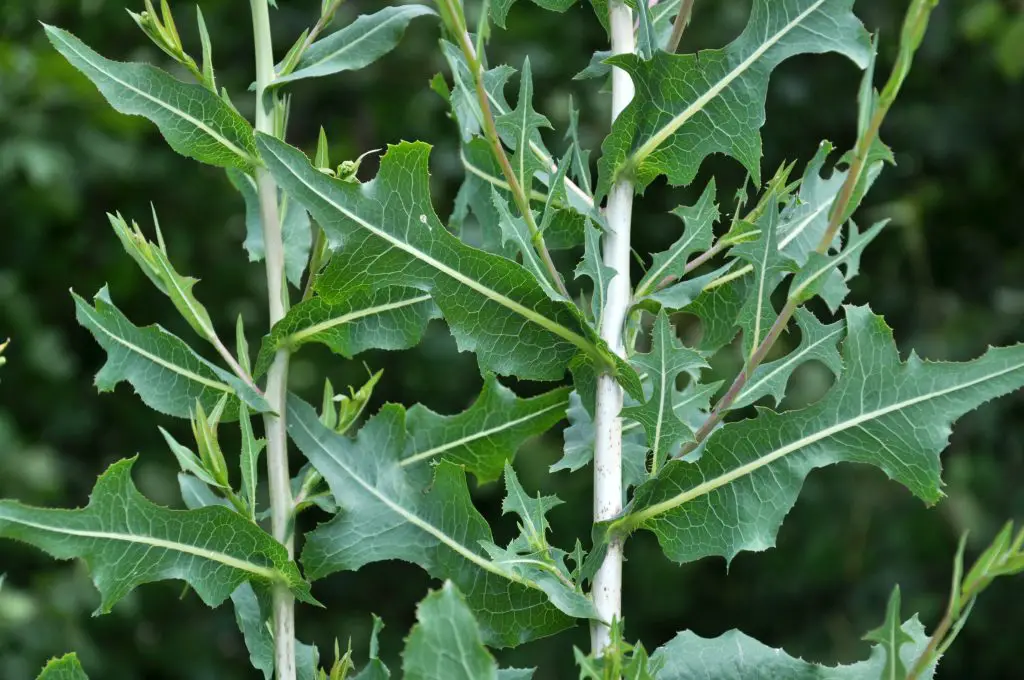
{"left": 53, "top": 32, "right": 256, "bottom": 165}
{"left": 625, "top": 358, "right": 1024, "bottom": 527}
{"left": 622, "top": 384, "right": 706, "bottom": 436}
{"left": 632, "top": 0, "right": 828, "bottom": 164}
{"left": 778, "top": 200, "right": 832, "bottom": 250}
{"left": 400, "top": 401, "right": 565, "bottom": 467}
{"left": 461, "top": 151, "right": 556, "bottom": 205}
{"left": 1, "top": 514, "right": 279, "bottom": 580}
{"left": 637, "top": 228, "right": 704, "bottom": 298}
{"left": 736, "top": 327, "right": 844, "bottom": 403}
{"left": 652, "top": 341, "right": 669, "bottom": 465}
{"left": 294, "top": 413, "right": 532, "bottom": 587}
{"left": 79, "top": 303, "right": 231, "bottom": 393}
{"left": 751, "top": 224, "right": 773, "bottom": 359}
{"left": 153, "top": 256, "right": 215, "bottom": 340}
{"left": 789, "top": 225, "right": 884, "bottom": 301}
{"left": 263, "top": 144, "right": 594, "bottom": 353}
{"left": 287, "top": 10, "right": 415, "bottom": 76}
{"left": 288, "top": 294, "right": 432, "bottom": 345}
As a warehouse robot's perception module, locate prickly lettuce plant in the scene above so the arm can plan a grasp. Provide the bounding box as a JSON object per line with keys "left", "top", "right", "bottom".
{"left": 9, "top": 0, "right": 1024, "bottom": 678}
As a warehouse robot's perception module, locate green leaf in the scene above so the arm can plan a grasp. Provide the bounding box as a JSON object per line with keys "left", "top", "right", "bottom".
{"left": 645, "top": 262, "right": 734, "bottom": 313}
{"left": 274, "top": 6, "right": 436, "bottom": 86}
{"left": 863, "top": 586, "right": 914, "bottom": 680}
{"left": 36, "top": 654, "right": 89, "bottom": 680}
{"left": 609, "top": 305, "right": 1024, "bottom": 565}
{"left": 402, "top": 581, "right": 498, "bottom": 680}
{"left": 777, "top": 141, "right": 846, "bottom": 263}
{"left": 490, "top": 0, "right": 578, "bottom": 29}
{"left": 731, "top": 307, "right": 844, "bottom": 409}
{"left": 596, "top": 0, "right": 871, "bottom": 195}
{"left": 287, "top": 396, "right": 582, "bottom": 646}
{"left": 575, "top": 221, "right": 615, "bottom": 328}
{"left": 238, "top": 407, "right": 265, "bottom": 519}
{"left": 438, "top": 41, "right": 516, "bottom": 143}
{"left": 0, "top": 458, "right": 313, "bottom": 614}
{"left": 731, "top": 204, "right": 795, "bottom": 358}
{"left": 574, "top": 619, "right": 660, "bottom": 680}
{"left": 479, "top": 465, "right": 597, "bottom": 623}
{"left": 492, "top": 190, "right": 563, "bottom": 300}
{"left": 256, "top": 135, "right": 607, "bottom": 381}
{"left": 43, "top": 25, "right": 257, "bottom": 169}
{"left": 789, "top": 220, "right": 889, "bottom": 308}
{"left": 494, "top": 58, "right": 552, "bottom": 194}
{"left": 352, "top": 616, "right": 391, "bottom": 680}
{"left": 227, "top": 169, "right": 312, "bottom": 288}
{"left": 682, "top": 277, "right": 748, "bottom": 353}
{"left": 452, "top": 139, "right": 519, "bottom": 256}
{"left": 108, "top": 210, "right": 216, "bottom": 341}
{"left": 565, "top": 98, "right": 594, "bottom": 197}
{"left": 401, "top": 375, "right": 570, "bottom": 484}
{"left": 634, "top": 180, "right": 718, "bottom": 299}
{"left": 178, "top": 474, "right": 320, "bottom": 680}
{"left": 622, "top": 311, "right": 707, "bottom": 472}
{"left": 253, "top": 286, "right": 438, "bottom": 378}
{"left": 73, "top": 287, "right": 269, "bottom": 419}
{"left": 650, "top": 617, "right": 934, "bottom": 679}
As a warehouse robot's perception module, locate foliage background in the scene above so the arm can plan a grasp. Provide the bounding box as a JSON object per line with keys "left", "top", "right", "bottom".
{"left": 0, "top": 0, "right": 1022, "bottom": 677}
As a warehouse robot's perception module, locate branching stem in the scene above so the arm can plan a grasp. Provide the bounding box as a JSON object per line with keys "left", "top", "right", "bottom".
{"left": 438, "top": 0, "right": 571, "bottom": 299}
{"left": 249, "top": 2, "right": 296, "bottom": 679}
{"left": 676, "top": 0, "right": 936, "bottom": 461}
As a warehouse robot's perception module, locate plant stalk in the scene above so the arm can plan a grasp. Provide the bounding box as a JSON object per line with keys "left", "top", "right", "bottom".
{"left": 438, "top": 0, "right": 571, "bottom": 299}
{"left": 591, "top": 0, "right": 636, "bottom": 656}
{"left": 676, "top": 0, "right": 936, "bottom": 461}
{"left": 249, "top": 1, "right": 296, "bottom": 679}
{"left": 666, "top": 0, "right": 694, "bottom": 53}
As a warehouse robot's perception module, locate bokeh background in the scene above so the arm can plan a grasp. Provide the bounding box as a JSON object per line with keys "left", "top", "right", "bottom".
{"left": 1, "top": 0, "right": 1023, "bottom": 677}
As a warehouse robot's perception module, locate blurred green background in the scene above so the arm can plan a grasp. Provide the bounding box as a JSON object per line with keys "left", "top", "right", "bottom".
{"left": 1, "top": 0, "right": 1022, "bottom": 677}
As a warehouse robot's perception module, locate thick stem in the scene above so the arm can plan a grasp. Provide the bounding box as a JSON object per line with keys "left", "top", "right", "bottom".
{"left": 591, "top": 0, "right": 635, "bottom": 656}
{"left": 249, "top": 2, "right": 296, "bottom": 679}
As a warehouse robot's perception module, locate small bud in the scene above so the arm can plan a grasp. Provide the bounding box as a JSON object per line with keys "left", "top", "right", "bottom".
{"left": 192, "top": 398, "right": 230, "bottom": 489}
{"left": 332, "top": 369, "right": 383, "bottom": 434}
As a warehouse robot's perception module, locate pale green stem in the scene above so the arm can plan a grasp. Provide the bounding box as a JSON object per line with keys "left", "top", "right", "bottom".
{"left": 249, "top": 2, "right": 296, "bottom": 679}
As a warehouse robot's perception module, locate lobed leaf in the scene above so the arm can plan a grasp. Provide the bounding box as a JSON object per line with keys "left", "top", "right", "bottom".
{"left": 402, "top": 375, "right": 570, "bottom": 484}
{"left": 622, "top": 311, "right": 707, "bottom": 472}
{"left": 256, "top": 134, "right": 609, "bottom": 381}
{"left": 287, "top": 396, "right": 586, "bottom": 647}
{"left": 634, "top": 180, "right": 719, "bottom": 300}
{"left": 0, "top": 459, "right": 313, "bottom": 614}
{"left": 44, "top": 25, "right": 257, "bottom": 169}
{"left": 609, "top": 305, "right": 1024, "bottom": 566}
{"left": 490, "top": 0, "right": 578, "bottom": 29}
{"left": 731, "top": 307, "right": 844, "bottom": 410}
{"left": 73, "top": 287, "right": 269, "bottom": 419}
{"left": 402, "top": 582, "right": 537, "bottom": 680}
{"left": 596, "top": 0, "right": 871, "bottom": 195}
{"left": 36, "top": 654, "right": 89, "bottom": 680}
{"left": 650, "top": 617, "right": 934, "bottom": 679}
